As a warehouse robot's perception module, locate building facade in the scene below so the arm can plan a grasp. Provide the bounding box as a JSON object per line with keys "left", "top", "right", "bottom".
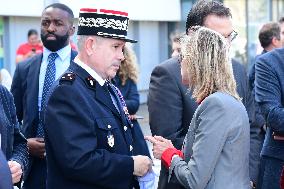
{"left": 1, "top": 0, "right": 284, "bottom": 102}
{"left": 0, "top": 0, "right": 180, "bottom": 103}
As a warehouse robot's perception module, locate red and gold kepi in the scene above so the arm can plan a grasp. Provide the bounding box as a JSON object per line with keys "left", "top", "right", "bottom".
{"left": 77, "top": 8, "right": 137, "bottom": 43}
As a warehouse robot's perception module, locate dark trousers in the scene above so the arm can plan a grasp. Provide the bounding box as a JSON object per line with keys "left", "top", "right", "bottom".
{"left": 157, "top": 165, "right": 185, "bottom": 189}
{"left": 257, "top": 155, "right": 284, "bottom": 189}
{"left": 23, "top": 158, "right": 46, "bottom": 189}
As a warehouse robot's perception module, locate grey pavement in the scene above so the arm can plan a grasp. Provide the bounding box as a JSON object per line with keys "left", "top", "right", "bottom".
{"left": 136, "top": 103, "right": 161, "bottom": 188}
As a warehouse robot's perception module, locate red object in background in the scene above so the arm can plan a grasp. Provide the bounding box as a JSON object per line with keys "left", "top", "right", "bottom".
{"left": 161, "top": 148, "right": 184, "bottom": 169}
{"left": 16, "top": 42, "right": 43, "bottom": 56}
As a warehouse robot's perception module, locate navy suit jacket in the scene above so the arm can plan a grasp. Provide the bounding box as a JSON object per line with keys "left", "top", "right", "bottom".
{"left": 0, "top": 84, "right": 28, "bottom": 173}
{"left": 11, "top": 50, "right": 77, "bottom": 138}
{"left": 0, "top": 150, "right": 13, "bottom": 189}
{"left": 0, "top": 85, "right": 28, "bottom": 189}
{"left": 255, "top": 47, "right": 284, "bottom": 160}
{"left": 44, "top": 62, "right": 140, "bottom": 189}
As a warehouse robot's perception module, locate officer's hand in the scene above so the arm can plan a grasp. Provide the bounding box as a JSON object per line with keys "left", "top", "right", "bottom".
{"left": 132, "top": 155, "right": 152, "bottom": 177}
{"left": 8, "top": 160, "right": 22, "bottom": 184}
{"left": 27, "top": 138, "right": 45, "bottom": 158}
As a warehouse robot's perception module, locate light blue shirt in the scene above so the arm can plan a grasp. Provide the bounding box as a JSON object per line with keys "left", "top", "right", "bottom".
{"left": 38, "top": 45, "right": 71, "bottom": 111}
{"left": 138, "top": 169, "right": 156, "bottom": 189}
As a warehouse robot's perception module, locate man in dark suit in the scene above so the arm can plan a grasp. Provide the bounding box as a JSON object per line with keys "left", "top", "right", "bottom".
{"left": 43, "top": 8, "right": 152, "bottom": 189}
{"left": 255, "top": 47, "right": 284, "bottom": 189}
{"left": 248, "top": 22, "right": 282, "bottom": 184}
{"left": 148, "top": 1, "right": 259, "bottom": 188}
{"left": 11, "top": 3, "right": 76, "bottom": 189}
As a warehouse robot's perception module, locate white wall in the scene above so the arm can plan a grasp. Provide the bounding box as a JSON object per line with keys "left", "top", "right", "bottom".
{"left": 0, "top": 0, "right": 181, "bottom": 21}
{"left": 59, "top": 0, "right": 181, "bottom": 21}
{"left": 0, "top": 0, "right": 44, "bottom": 16}
{"left": 137, "top": 21, "right": 160, "bottom": 103}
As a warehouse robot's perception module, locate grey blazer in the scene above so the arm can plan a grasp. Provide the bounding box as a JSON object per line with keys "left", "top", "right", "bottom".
{"left": 169, "top": 92, "right": 250, "bottom": 189}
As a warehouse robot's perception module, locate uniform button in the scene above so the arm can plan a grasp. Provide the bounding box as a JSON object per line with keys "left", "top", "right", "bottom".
{"left": 124, "top": 126, "right": 127, "bottom": 131}
{"left": 130, "top": 124, "right": 134, "bottom": 128}
{"left": 130, "top": 145, "right": 133, "bottom": 151}
{"left": 107, "top": 125, "right": 111, "bottom": 129}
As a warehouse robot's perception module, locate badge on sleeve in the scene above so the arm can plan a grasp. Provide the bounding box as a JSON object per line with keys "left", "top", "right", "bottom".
{"left": 107, "top": 132, "right": 114, "bottom": 148}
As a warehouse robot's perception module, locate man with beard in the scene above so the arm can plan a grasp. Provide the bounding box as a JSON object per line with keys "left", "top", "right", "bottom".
{"left": 11, "top": 3, "right": 76, "bottom": 189}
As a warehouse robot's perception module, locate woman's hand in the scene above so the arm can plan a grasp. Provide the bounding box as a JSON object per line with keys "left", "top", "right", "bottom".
{"left": 145, "top": 136, "right": 174, "bottom": 159}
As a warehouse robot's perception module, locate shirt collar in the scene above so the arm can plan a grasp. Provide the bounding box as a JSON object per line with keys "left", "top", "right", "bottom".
{"left": 74, "top": 56, "right": 105, "bottom": 86}
{"left": 43, "top": 44, "right": 71, "bottom": 62}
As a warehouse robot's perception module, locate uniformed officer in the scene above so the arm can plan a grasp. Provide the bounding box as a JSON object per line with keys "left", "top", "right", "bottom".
{"left": 44, "top": 7, "right": 152, "bottom": 189}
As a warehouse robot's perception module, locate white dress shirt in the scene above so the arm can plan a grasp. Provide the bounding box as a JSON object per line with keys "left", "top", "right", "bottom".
{"left": 74, "top": 56, "right": 105, "bottom": 86}
{"left": 74, "top": 57, "right": 120, "bottom": 112}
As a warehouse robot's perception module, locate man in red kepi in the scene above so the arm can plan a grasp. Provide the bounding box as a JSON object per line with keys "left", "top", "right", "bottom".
{"left": 44, "top": 7, "right": 152, "bottom": 189}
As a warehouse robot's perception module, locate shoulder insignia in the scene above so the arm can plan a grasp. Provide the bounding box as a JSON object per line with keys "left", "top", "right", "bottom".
{"left": 85, "top": 76, "right": 96, "bottom": 89}
{"left": 59, "top": 72, "right": 76, "bottom": 85}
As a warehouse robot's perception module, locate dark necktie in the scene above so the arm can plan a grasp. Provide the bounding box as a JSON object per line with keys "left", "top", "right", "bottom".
{"left": 36, "top": 53, "right": 58, "bottom": 137}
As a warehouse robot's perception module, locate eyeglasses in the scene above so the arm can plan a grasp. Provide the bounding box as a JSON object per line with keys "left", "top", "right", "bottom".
{"left": 225, "top": 30, "right": 238, "bottom": 42}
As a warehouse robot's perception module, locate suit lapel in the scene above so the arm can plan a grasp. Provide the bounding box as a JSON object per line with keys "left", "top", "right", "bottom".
{"left": 26, "top": 54, "right": 42, "bottom": 122}
{"left": 95, "top": 84, "right": 121, "bottom": 118}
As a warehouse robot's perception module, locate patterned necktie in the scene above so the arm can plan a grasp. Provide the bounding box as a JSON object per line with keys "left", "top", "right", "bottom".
{"left": 36, "top": 52, "right": 58, "bottom": 137}
{"left": 106, "top": 81, "right": 131, "bottom": 122}
{"left": 105, "top": 81, "right": 121, "bottom": 113}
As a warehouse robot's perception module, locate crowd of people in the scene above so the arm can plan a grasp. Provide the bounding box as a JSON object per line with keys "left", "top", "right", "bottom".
{"left": 1, "top": 0, "right": 284, "bottom": 189}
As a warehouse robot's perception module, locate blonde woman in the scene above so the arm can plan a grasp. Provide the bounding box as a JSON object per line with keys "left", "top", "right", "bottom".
{"left": 146, "top": 27, "right": 250, "bottom": 189}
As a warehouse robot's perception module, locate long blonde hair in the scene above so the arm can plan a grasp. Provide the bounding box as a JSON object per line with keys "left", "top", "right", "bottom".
{"left": 181, "top": 26, "right": 240, "bottom": 102}
{"left": 118, "top": 44, "right": 139, "bottom": 85}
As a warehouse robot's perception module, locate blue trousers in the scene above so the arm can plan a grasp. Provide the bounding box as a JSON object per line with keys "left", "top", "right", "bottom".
{"left": 257, "top": 155, "right": 284, "bottom": 189}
